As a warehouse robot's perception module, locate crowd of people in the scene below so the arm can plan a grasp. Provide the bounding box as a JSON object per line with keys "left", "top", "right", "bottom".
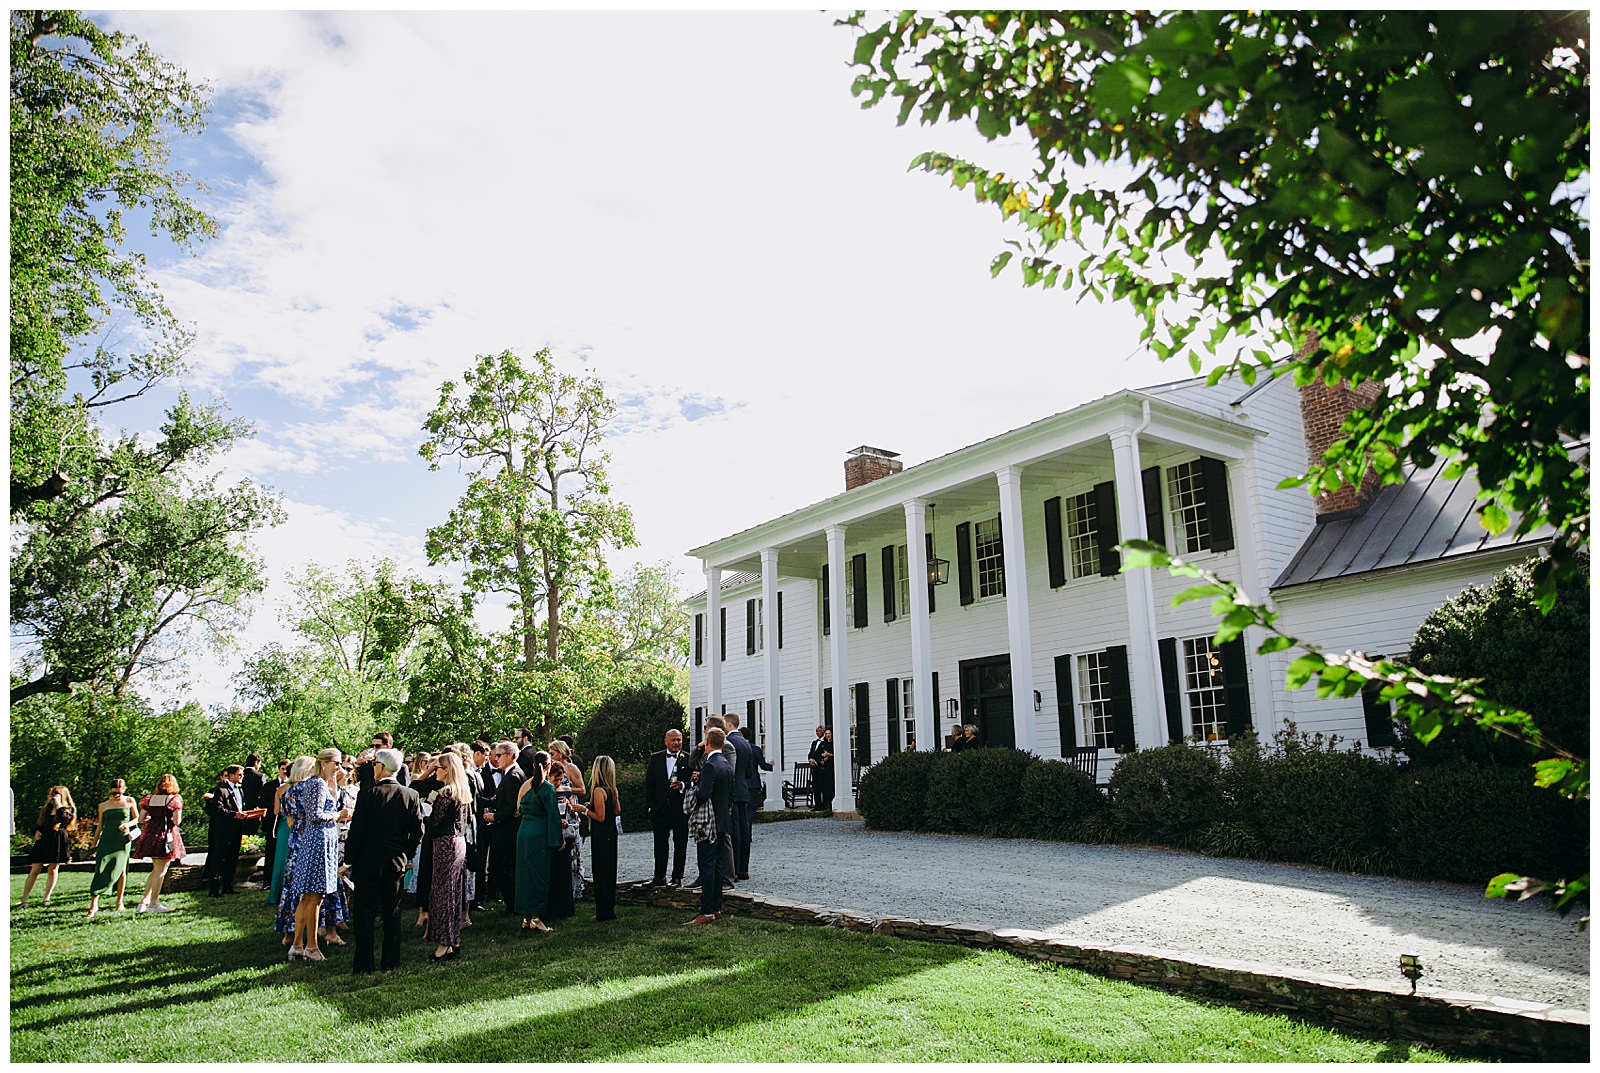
{"left": 22, "top": 712, "right": 784, "bottom": 972}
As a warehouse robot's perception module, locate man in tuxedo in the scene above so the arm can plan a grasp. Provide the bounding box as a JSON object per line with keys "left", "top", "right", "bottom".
{"left": 684, "top": 727, "right": 734, "bottom": 926}
{"left": 203, "top": 765, "right": 249, "bottom": 896}
{"left": 345, "top": 749, "right": 423, "bottom": 974}
{"left": 645, "top": 728, "right": 688, "bottom": 886}
{"left": 359, "top": 732, "right": 410, "bottom": 788}
{"left": 482, "top": 740, "right": 525, "bottom": 914}
{"left": 814, "top": 728, "right": 836, "bottom": 811}
{"left": 469, "top": 740, "right": 497, "bottom": 909}
{"left": 807, "top": 726, "right": 829, "bottom": 811}
{"left": 239, "top": 754, "right": 265, "bottom": 837}
{"left": 514, "top": 728, "right": 539, "bottom": 779}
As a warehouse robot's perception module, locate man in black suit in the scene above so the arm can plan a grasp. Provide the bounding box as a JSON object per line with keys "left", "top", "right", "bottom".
{"left": 346, "top": 748, "right": 423, "bottom": 974}
{"left": 469, "top": 740, "right": 496, "bottom": 909}
{"left": 807, "top": 726, "right": 829, "bottom": 810}
{"left": 813, "top": 728, "right": 836, "bottom": 811}
{"left": 645, "top": 728, "right": 689, "bottom": 886}
{"left": 482, "top": 740, "right": 525, "bottom": 914}
{"left": 685, "top": 727, "right": 734, "bottom": 926}
{"left": 240, "top": 754, "right": 265, "bottom": 837}
{"left": 203, "top": 765, "right": 248, "bottom": 896}
{"left": 514, "top": 728, "right": 539, "bottom": 779}
{"left": 259, "top": 759, "right": 287, "bottom": 880}
{"left": 724, "top": 712, "right": 757, "bottom": 881}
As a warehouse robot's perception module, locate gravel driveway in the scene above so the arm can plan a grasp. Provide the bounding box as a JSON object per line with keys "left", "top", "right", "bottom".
{"left": 615, "top": 817, "right": 1589, "bottom": 1010}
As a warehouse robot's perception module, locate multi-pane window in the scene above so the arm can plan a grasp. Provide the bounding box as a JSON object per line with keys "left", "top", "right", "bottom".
{"left": 1183, "top": 636, "right": 1228, "bottom": 741}
{"left": 899, "top": 677, "right": 916, "bottom": 751}
{"left": 974, "top": 515, "right": 1005, "bottom": 597}
{"left": 755, "top": 597, "right": 764, "bottom": 653}
{"left": 896, "top": 544, "right": 911, "bottom": 616}
{"left": 1064, "top": 490, "right": 1099, "bottom": 578}
{"left": 847, "top": 686, "right": 858, "bottom": 758}
{"left": 1168, "top": 461, "right": 1211, "bottom": 554}
{"left": 844, "top": 567, "right": 855, "bottom": 625}
{"left": 1077, "top": 650, "right": 1115, "bottom": 748}
{"left": 753, "top": 698, "right": 766, "bottom": 748}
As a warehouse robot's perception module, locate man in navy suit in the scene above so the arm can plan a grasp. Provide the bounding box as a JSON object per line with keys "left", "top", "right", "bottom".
{"left": 725, "top": 712, "right": 772, "bottom": 881}
{"left": 345, "top": 749, "right": 423, "bottom": 974}
{"left": 684, "top": 727, "right": 733, "bottom": 926}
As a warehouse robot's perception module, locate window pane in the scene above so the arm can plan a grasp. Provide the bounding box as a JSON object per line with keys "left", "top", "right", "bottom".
{"left": 896, "top": 544, "right": 910, "bottom": 616}
{"left": 975, "top": 515, "right": 1005, "bottom": 598}
{"left": 900, "top": 678, "right": 915, "bottom": 751}
{"left": 1183, "top": 636, "right": 1227, "bottom": 741}
{"left": 1065, "top": 490, "right": 1099, "bottom": 578}
{"left": 1078, "top": 651, "right": 1114, "bottom": 748}
{"left": 1168, "top": 461, "right": 1211, "bottom": 555}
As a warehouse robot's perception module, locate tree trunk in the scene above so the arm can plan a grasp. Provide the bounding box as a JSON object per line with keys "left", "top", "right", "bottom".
{"left": 11, "top": 669, "right": 76, "bottom": 705}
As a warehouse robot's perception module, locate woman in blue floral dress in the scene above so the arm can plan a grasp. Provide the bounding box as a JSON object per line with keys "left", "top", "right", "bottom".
{"left": 285, "top": 749, "right": 350, "bottom": 962}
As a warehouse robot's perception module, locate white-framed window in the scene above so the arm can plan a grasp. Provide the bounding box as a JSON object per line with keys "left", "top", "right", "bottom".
{"left": 753, "top": 697, "right": 766, "bottom": 748}
{"left": 847, "top": 685, "right": 858, "bottom": 758}
{"left": 896, "top": 543, "right": 911, "bottom": 616}
{"left": 974, "top": 515, "right": 1005, "bottom": 597}
{"left": 1064, "top": 490, "right": 1100, "bottom": 578}
{"left": 844, "top": 567, "right": 855, "bottom": 625}
{"left": 754, "top": 597, "right": 764, "bottom": 653}
{"left": 1182, "top": 635, "right": 1228, "bottom": 741}
{"left": 1168, "top": 461, "right": 1211, "bottom": 555}
{"left": 1077, "top": 650, "right": 1115, "bottom": 748}
{"left": 899, "top": 677, "right": 916, "bottom": 751}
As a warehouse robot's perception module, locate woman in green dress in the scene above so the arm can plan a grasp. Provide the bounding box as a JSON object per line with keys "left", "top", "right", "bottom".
{"left": 86, "top": 779, "right": 139, "bottom": 919}
{"left": 513, "top": 757, "right": 560, "bottom": 932}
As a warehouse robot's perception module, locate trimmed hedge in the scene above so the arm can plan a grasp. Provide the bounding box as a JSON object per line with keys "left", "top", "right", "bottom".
{"left": 854, "top": 729, "right": 1588, "bottom": 892}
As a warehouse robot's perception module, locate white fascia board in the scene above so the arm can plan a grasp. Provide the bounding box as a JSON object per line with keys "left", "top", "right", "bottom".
{"left": 689, "top": 390, "right": 1262, "bottom": 570}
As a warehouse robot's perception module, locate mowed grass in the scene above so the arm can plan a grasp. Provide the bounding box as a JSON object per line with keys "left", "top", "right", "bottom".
{"left": 10, "top": 872, "right": 1458, "bottom": 1063}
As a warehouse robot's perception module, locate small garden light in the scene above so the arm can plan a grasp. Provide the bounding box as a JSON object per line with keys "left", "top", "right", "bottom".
{"left": 1398, "top": 953, "right": 1424, "bottom": 993}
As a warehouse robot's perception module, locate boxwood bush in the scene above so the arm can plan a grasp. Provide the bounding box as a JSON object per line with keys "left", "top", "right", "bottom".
{"left": 1019, "top": 759, "right": 1103, "bottom": 839}
{"left": 921, "top": 749, "right": 989, "bottom": 834}
{"left": 856, "top": 751, "right": 936, "bottom": 831}
{"left": 1252, "top": 729, "right": 1398, "bottom": 873}
{"left": 1106, "top": 743, "right": 1224, "bottom": 847}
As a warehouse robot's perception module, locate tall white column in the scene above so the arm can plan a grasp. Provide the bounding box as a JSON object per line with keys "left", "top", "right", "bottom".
{"left": 825, "top": 524, "right": 854, "bottom": 812}
{"left": 995, "top": 466, "right": 1037, "bottom": 754}
{"left": 902, "top": 498, "right": 935, "bottom": 754}
{"left": 705, "top": 564, "right": 723, "bottom": 718}
{"left": 1109, "top": 428, "right": 1164, "bottom": 749}
{"left": 760, "top": 547, "right": 782, "bottom": 787}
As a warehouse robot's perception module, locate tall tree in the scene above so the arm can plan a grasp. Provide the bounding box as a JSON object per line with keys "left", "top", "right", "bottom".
{"left": 845, "top": 10, "right": 1588, "bottom": 597}
{"left": 420, "top": 348, "right": 637, "bottom": 736}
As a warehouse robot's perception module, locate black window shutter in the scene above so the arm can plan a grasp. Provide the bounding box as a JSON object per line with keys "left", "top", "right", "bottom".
{"left": 747, "top": 698, "right": 756, "bottom": 728}
{"left": 746, "top": 598, "right": 756, "bottom": 655}
{"left": 885, "top": 678, "right": 900, "bottom": 754}
{"left": 694, "top": 707, "right": 704, "bottom": 742}
{"left": 823, "top": 687, "right": 833, "bottom": 729}
{"left": 1044, "top": 496, "right": 1066, "bottom": 588}
{"left": 778, "top": 695, "right": 785, "bottom": 748}
{"left": 1158, "top": 637, "right": 1184, "bottom": 744}
{"left": 1220, "top": 636, "right": 1252, "bottom": 736}
{"left": 1142, "top": 465, "right": 1164, "bottom": 546}
{"left": 925, "top": 532, "right": 938, "bottom": 613}
{"left": 931, "top": 671, "right": 942, "bottom": 751}
{"left": 694, "top": 613, "right": 703, "bottom": 666}
{"left": 1093, "top": 480, "right": 1121, "bottom": 576}
{"left": 956, "top": 521, "right": 974, "bottom": 605}
{"left": 851, "top": 553, "right": 868, "bottom": 628}
{"left": 1104, "top": 645, "right": 1136, "bottom": 752}
{"left": 881, "top": 544, "right": 897, "bottom": 622}
{"left": 1054, "top": 654, "right": 1076, "bottom": 752}
{"left": 856, "top": 682, "right": 871, "bottom": 764}
{"left": 1362, "top": 683, "right": 1397, "bottom": 747}
{"left": 1200, "top": 456, "right": 1236, "bottom": 552}
{"left": 777, "top": 591, "right": 784, "bottom": 649}
{"left": 821, "top": 565, "right": 830, "bottom": 636}
{"left": 719, "top": 606, "right": 726, "bottom": 661}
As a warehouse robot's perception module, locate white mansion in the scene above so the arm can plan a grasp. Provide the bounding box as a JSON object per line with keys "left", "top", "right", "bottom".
{"left": 685, "top": 370, "right": 1552, "bottom": 810}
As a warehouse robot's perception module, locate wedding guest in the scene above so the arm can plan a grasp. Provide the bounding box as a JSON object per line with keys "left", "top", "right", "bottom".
{"left": 285, "top": 749, "right": 352, "bottom": 962}
{"left": 133, "top": 775, "right": 185, "bottom": 913}
{"left": 271, "top": 757, "right": 314, "bottom": 922}
{"left": 425, "top": 752, "right": 471, "bottom": 960}
{"left": 20, "top": 786, "right": 76, "bottom": 908}
{"left": 260, "top": 759, "right": 288, "bottom": 885}
{"left": 409, "top": 753, "right": 443, "bottom": 931}
{"left": 346, "top": 748, "right": 423, "bottom": 974}
{"left": 546, "top": 761, "right": 581, "bottom": 922}
{"left": 513, "top": 756, "right": 558, "bottom": 932}
{"left": 322, "top": 760, "right": 360, "bottom": 948}
{"left": 573, "top": 756, "right": 620, "bottom": 922}
{"left": 547, "top": 739, "right": 585, "bottom": 895}
{"left": 86, "top": 779, "right": 139, "bottom": 919}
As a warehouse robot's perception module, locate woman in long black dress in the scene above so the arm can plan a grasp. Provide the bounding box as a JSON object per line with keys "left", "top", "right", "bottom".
{"left": 19, "top": 786, "right": 76, "bottom": 908}
{"left": 572, "top": 756, "right": 620, "bottom": 922}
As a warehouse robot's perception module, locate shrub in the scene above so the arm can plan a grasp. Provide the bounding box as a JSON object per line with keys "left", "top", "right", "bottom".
{"left": 1107, "top": 744, "right": 1223, "bottom": 847}
{"left": 1019, "top": 760, "right": 1103, "bottom": 840}
{"left": 578, "top": 683, "right": 686, "bottom": 766}
{"left": 1250, "top": 729, "right": 1397, "bottom": 873}
{"left": 1387, "top": 760, "right": 1590, "bottom": 885}
{"left": 614, "top": 763, "right": 650, "bottom": 834}
{"left": 857, "top": 751, "right": 937, "bottom": 831}
{"left": 920, "top": 748, "right": 1038, "bottom": 834}
{"left": 968, "top": 748, "right": 1037, "bottom": 836}
{"left": 1405, "top": 553, "right": 1589, "bottom": 765}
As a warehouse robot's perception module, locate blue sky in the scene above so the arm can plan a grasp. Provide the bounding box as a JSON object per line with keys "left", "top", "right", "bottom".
{"left": 87, "top": 9, "right": 1184, "bottom": 709}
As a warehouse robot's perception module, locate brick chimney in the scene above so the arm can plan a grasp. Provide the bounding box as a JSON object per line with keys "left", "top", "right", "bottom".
{"left": 844, "top": 446, "right": 902, "bottom": 490}
{"left": 1300, "top": 377, "right": 1384, "bottom": 516}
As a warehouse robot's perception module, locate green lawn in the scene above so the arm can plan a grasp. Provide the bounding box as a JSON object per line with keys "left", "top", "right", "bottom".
{"left": 10, "top": 871, "right": 1458, "bottom": 1062}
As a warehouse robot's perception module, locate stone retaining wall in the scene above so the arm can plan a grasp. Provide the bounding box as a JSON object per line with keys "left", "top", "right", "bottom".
{"left": 616, "top": 881, "right": 1588, "bottom": 1061}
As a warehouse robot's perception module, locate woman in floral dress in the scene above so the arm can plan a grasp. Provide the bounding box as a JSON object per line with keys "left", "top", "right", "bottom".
{"left": 285, "top": 749, "right": 350, "bottom": 962}
{"left": 272, "top": 757, "right": 315, "bottom": 944}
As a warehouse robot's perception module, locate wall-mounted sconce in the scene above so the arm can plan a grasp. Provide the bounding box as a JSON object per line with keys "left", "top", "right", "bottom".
{"left": 1033, "top": 690, "right": 1043, "bottom": 712}
{"left": 946, "top": 698, "right": 959, "bottom": 721}
{"left": 1398, "top": 953, "right": 1424, "bottom": 994}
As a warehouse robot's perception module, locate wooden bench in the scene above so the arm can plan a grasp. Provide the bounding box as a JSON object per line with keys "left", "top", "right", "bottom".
{"left": 781, "top": 763, "right": 815, "bottom": 809}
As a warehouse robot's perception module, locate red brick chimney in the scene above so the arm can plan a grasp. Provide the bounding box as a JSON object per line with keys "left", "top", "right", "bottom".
{"left": 844, "top": 446, "right": 902, "bottom": 490}
{"left": 1300, "top": 377, "right": 1384, "bottom": 516}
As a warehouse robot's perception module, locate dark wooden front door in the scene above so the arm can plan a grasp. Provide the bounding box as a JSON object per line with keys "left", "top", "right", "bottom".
{"left": 958, "top": 654, "right": 1014, "bottom": 749}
